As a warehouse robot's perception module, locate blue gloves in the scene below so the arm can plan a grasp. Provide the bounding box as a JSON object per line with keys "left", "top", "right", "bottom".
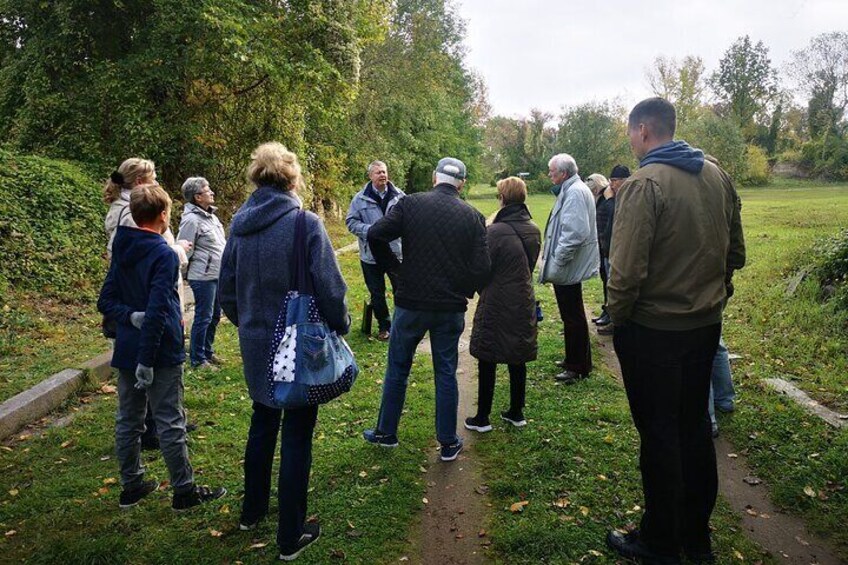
{"left": 130, "top": 311, "right": 145, "bottom": 329}
{"left": 134, "top": 364, "right": 154, "bottom": 390}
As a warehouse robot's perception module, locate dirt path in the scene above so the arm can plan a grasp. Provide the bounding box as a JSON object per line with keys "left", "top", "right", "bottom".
{"left": 588, "top": 315, "right": 844, "bottom": 564}
{"left": 410, "top": 305, "right": 492, "bottom": 564}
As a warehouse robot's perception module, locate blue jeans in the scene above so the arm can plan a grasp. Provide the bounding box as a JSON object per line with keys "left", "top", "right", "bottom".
{"left": 377, "top": 306, "right": 465, "bottom": 445}
{"left": 242, "top": 401, "right": 318, "bottom": 551}
{"left": 189, "top": 280, "right": 221, "bottom": 366}
{"left": 115, "top": 366, "right": 193, "bottom": 493}
{"left": 708, "top": 337, "right": 736, "bottom": 424}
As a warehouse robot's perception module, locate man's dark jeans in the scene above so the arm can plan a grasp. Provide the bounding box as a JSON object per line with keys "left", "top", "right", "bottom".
{"left": 613, "top": 321, "right": 721, "bottom": 556}
{"left": 553, "top": 283, "right": 592, "bottom": 374}
{"left": 377, "top": 306, "right": 464, "bottom": 445}
{"left": 360, "top": 261, "right": 397, "bottom": 332}
{"left": 241, "top": 402, "right": 318, "bottom": 550}
{"left": 188, "top": 279, "right": 221, "bottom": 367}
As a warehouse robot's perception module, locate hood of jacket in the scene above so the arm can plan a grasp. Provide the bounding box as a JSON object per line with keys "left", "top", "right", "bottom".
{"left": 230, "top": 186, "right": 301, "bottom": 237}
{"left": 112, "top": 226, "right": 170, "bottom": 268}
{"left": 640, "top": 140, "right": 705, "bottom": 174}
{"left": 551, "top": 174, "right": 580, "bottom": 197}
{"left": 363, "top": 180, "right": 400, "bottom": 203}
{"left": 183, "top": 201, "right": 218, "bottom": 218}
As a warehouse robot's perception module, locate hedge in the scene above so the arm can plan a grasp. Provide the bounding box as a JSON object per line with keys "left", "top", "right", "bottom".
{"left": 0, "top": 150, "right": 105, "bottom": 302}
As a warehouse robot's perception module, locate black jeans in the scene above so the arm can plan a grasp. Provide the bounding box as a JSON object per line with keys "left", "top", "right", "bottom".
{"left": 553, "top": 283, "right": 592, "bottom": 374}
{"left": 598, "top": 252, "right": 608, "bottom": 306}
{"left": 475, "top": 360, "right": 526, "bottom": 418}
{"left": 242, "top": 402, "right": 318, "bottom": 550}
{"left": 613, "top": 322, "right": 721, "bottom": 556}
{"left": 361, "top": 261, "right": 397, "bottom": 332}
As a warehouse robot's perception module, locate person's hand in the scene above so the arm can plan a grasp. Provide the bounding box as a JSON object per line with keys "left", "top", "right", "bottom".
{"left": 134, "top": 364, "right": 154, "bottom": 390}
{"left": 130, "top": 311, "right": 145, "bottom": 329}
{"left": 177, "top": 240, "right": 193, "bottom": 252}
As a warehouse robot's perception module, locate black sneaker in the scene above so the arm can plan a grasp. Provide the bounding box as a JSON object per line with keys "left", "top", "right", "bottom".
{"left": 500, "top": 410, "right": 527, "bottom": 427}
{"left": 606, "top": 529, "right": 681, "bottom": 564}
{"left": 464, "top": 415, "right": 492, "bottom": 433}
{"left": 119, "top": 480, "right": 158, "bottom": 509}
{"left": 172, "top": 485, "right": 227, "bottom": 512}
{"left": 440, "top": 438, "right": 463, "bottom": 462}
{"left": 362, "top": 428, "right": 399, "bottom": 447}
{"left": 239, "top": 512, "right": 265, "bottom": 531}
{"left": 279, "top": 522, "right": 321, "bottom": 561}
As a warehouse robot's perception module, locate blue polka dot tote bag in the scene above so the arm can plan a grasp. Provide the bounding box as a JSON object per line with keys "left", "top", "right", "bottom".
{"left": 266, "top": 211, "right": 358, "bottom": 408}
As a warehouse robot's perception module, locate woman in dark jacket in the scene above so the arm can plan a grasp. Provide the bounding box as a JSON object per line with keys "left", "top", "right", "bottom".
{"left": 218, "top": 142, "right": 349, "bottom": 561}
{"left": 466, "top": 177, "right": 541, "bottom": 431}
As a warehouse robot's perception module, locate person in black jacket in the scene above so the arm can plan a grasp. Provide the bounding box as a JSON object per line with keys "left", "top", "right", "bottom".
{"left": 362, "top": 157, "right": 491, "bottom": 462}
{"left": 594, "top": 164, "right": 630, "bottom": 334}
{"left": 97, "top": 184, "right": 225, "bottom": 512}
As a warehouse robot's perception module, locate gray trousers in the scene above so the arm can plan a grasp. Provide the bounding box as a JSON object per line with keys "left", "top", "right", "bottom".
{"left": 116, "top": 365, "right": 193, "bottom": 493}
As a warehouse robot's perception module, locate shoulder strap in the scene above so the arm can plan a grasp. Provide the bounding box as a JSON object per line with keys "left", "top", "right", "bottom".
{"left": 504, "top": 222, "right": 534, "bottom": 271}
{"left": 290, "top": 210, "right": 315, "bottom": 294}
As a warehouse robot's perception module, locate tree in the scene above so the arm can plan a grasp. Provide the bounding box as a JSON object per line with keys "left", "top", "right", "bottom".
{"left": 553, "top": 101, "right": 632, "bottom": 179}
{"left": 710, "top": 36, "right": 778, "bottom": 138}
{"left": 789, "top": 32, "right": 848, "bottom": 139}
{"left": 646, "top": 55, "right": 706, "bottom": 126}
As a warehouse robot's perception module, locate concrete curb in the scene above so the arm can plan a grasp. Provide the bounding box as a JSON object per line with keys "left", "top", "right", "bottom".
{"left": 0, "top": 240, "right": 357, "bottom": 441}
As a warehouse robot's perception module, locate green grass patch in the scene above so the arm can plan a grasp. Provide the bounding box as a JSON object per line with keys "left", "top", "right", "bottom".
{"left": 0, "top": 252, "right": 437, "bottom": 564}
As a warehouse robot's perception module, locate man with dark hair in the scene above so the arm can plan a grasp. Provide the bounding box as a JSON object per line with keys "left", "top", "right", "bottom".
{"left": 98, "top": 183, "right": 226, "bottom": 512}
{"left": 362, "top": 157, "right": 490, "bottom": 462}
{"left": 593, "top": 164, "right": 630, "bottom": 332}
{"left": 346, "top": 161, "right": 405, "bottom": 341}
{"left": 606, "top": 98, "right": 745, "bottom": 563}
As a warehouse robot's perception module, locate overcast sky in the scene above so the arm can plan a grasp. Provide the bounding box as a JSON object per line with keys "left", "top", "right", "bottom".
{"left": 455, "top": 0, "right": 848, "bottom": 118}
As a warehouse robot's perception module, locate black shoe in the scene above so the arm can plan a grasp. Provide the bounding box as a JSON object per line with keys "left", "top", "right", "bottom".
{"left": 595, "top": 312, "right": 611, "bottom": 326}
{"left": 172, "top": 485, "right": 227, "bottom": 512}
{"left": 119, "top": 480, "right": 158, "bottom": 509}
{"left": 597, "top": 324, "right": 614, "bottom": 336}
{"left": 606, "top": 530, "right": 681, "bottom": 565}
{"left": 464, "top": 415, "right": 492, "bottom": 433}
{"left": 363, "top": 428, "right": 399, "bottom": 447}
{"left": 239, "top": 513, "right": 265, "bottom": 531}
{"left": 279, "top": 522, "right": 321, "bottom": 561}
{"left": 440, "top": 438, "right": 464, "bottom": 462}
{"left": 500, "top": 410, "right": 527, "bottom": 427}
{"left": 554, "top": 370, "right": 588, "bottom": 384}
{"left": 140, "top": 435, "right": 160, "bottom": 451}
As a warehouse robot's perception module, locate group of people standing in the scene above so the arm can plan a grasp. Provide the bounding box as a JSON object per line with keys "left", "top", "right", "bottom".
{"left": 98, "top": 96, "right": 744, "bottom": 564}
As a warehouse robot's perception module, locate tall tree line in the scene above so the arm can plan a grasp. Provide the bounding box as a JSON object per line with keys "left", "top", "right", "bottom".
{"left": 0, "top": 0, "right": 484, "bottom": 216}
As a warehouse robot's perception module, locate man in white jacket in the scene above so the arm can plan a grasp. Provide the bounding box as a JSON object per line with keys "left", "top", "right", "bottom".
{"left": 539, "top": 153, "right": 599, "bottom": 383}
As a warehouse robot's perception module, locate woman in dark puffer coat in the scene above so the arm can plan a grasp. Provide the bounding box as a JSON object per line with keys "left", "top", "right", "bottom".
{"left": 466, "top": 177, "right": 541, "bottom": 431}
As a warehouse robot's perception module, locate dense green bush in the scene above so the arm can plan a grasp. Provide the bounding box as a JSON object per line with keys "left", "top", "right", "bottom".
{"left": 0, "top": 151, "right": 105, "bottom": 302}
{"left": 741, "top": 144, "right": 771, "bottom": 185}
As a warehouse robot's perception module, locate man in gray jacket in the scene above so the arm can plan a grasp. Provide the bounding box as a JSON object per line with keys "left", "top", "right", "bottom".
{"left": 346, "top": 161, "right": 404, "bottom": 341}
{"left": 539, "top": 153, "right": 599, "bottom": 384}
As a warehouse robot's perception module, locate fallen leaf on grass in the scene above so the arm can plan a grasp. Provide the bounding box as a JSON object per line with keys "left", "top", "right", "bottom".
{"left": 358, "top": 471, "right": 368, "bottom": 478}
{"left": 60, "top": 440, "right": 73, "bottom": 448}
{"left": 745, "top": 508, "right": 758, "bottom": 517}
{"left": 5, "top": 530, "right": 16, "bottom": 537}
{"left": 552, "top": 497, "right": 570, "bottom": 508}
{"left": 589, "top": 550, "right": 603, "bottom": 557}
{"left": 100, "top": 384, "right": 117, "bottom": 394}
{"left": 803, "top": 486, "right": 817, "bottom": 498}
{"left": 455, "top": 534, "right": 464, "bottom": 539}
{"left": 330, "top": 548, "right": 346, "bottom": 559}
{"left": 422, "top": 497, "right": 429, "bottom": 504}
{"left": 99, "top": 455, "right": 110, "bottom": 461}
{"left": 733, "top": 549, "right": 744, "bottom": 560}
{"left": 249, "top": 542, "right": 268, "bottom": 549}
{"left": 103, "top": 478, "right": 117, "bottom": 485}
{"left": 509, "top": 500, "right": 529, "bottom": 513}
{"left": 795, "top": 536, "right": 810, "bottom": 547}
{"left": 219, "top": 504, "right": 230, "bottom": 514}
{"left": 97, "top": 487, "right": 109, "bottom": 495}
{"left": 742, "top": 476, "right": 762, "bottom": 486}
{"left": 158, "top": 480, "right": 170, "bottom": 490}
{"left": 8, "top": 489, "right": 18, "bottom": 497}
{"left": 579, "top": 506, "right": 590, "bottom": 516}
{"left": 478, "top": 529, "right": 487, "bottom": 538}
{"left": 209, "top": 529, "right": 223, "bottom": 538}
{"left": 474, "top": 485, "right": 489, "bottom": 495}
{"left": 727, "top": 453, "right": 738, "bottom": 459}
{"left": 0, "top": 446, "right": 13, "bottom": 452}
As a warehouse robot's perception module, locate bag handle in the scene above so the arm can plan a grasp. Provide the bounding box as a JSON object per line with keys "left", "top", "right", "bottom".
{"left": 290, "top": 210, "right": 315, "bottom": 295}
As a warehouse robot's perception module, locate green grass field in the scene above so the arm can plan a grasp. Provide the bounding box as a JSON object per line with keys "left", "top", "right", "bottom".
{"left": 0, "top": 180, "right": 846, "bottom": 563}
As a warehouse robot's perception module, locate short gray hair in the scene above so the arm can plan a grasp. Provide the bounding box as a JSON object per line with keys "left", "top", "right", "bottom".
{"left": 548, "top": 153, "right": 578, "bottom": 177}
{"left": 367, "top": 160, "right": 387, "bottom": 175}
{"left": 181, "top": 176, "right": 209, "bottom": 203}
{"left": 434, "top": 172, "right": 463, "bottom": 188}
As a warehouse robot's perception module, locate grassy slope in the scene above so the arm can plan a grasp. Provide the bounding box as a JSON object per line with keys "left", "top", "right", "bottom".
{"left": 0, "top": 253, "right": 437, "bottom": 564}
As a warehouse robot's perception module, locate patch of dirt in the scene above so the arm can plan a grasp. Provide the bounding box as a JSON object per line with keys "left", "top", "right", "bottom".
{"left": 410, "top": 304, "right": 492, "bottom": 564}
{"left": 588, "top": 312, "right": 845, "bottom": 564}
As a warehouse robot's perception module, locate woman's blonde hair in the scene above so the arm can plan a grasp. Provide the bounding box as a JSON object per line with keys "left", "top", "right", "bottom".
{"left": 497, "top": 176, "right": 527, "bottom": 206}
{"left": 103, "top": 158, "right": 156, "bottom": 204}
{"left": 246, "top": 142, "right": 304, "bottom": 191}
{"left": 586, "top": 173, "right": 609, "bottom": 196}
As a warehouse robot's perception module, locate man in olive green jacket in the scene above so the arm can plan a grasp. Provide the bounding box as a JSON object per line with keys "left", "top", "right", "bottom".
{"left": 606, "top": 98, "right": 745, "bottom": 564}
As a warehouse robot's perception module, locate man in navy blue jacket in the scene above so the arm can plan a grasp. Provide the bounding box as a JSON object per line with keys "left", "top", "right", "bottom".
{"left": 98, "top": 183, "right": 225, "bottom": 511}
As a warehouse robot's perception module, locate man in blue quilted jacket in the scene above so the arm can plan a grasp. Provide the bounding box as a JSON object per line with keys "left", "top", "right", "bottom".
{"left": 362, "top": 157, "right": 491, "bottom": 462}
